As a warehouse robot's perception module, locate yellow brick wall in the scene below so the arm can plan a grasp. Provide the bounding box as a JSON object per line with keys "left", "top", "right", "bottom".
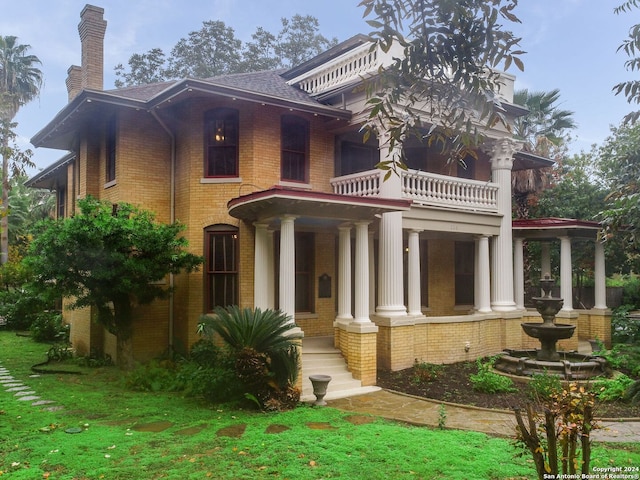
{"left": 345, "top": 330, "right": 377, "bottom": 385}
{"left": 427, "top": 240, "right": 456, "bottom": 315}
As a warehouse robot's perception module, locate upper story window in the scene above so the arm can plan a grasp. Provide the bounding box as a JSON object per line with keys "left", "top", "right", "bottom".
{"left": 205, "top": 108, "right": 239, "bottom": 178}
{"left": 339, "top": 141, "right": 378, "bottom": 176}
{"left": 281, "top": 115, "right": 308, "bottom": 183}
{"left": 457, "top": 155, "right": 475, "bottom": 180}
{"left": 106, "top": 115, "right": 117, "bottom": 183}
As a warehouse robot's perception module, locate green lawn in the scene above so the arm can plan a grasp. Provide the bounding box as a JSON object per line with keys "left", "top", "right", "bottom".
{"left": 1, "top": 331, "right": 638, "bottom": 479}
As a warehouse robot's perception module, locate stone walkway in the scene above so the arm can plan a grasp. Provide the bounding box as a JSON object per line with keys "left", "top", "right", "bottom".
{"left": 327, "top": 389, "right": 640, "bottom": 442}
{"left": 0, "top": 362, "right": 63, "bottom": 412}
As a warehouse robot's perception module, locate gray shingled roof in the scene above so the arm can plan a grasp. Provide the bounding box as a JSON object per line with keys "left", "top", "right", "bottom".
{"left": 104, "top": 70, "right": 316, "bottom": 106}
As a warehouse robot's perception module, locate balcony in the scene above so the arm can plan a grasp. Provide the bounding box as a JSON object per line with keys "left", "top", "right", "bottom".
{"left": 331, "top": 169, "right": 499, "bottom": 213}
{"left": 287, "top": 40, "right": 514, "bottom": 103}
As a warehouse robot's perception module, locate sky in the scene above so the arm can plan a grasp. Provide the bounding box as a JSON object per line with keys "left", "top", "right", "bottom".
{"left": 0, "top": 0, "right": 637, "bottom": 176}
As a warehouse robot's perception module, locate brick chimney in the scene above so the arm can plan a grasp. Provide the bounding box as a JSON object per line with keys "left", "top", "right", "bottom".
{"left": 78, "top": 5, "right": 107, "bottom": 91}
{"left": 65, "top": 65, "right": 82, "bottom": 101}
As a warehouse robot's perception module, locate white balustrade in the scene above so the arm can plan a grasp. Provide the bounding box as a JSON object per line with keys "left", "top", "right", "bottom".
{"left": 292, "top": 43, "right": 379, "bottom": 95}
{"left": 331, "top": 169, "right": 498, "bottom": 212}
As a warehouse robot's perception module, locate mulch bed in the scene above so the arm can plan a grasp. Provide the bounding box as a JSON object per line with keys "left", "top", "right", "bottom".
{"left": 376, "top": 361, "right": 640, "bottom": 419}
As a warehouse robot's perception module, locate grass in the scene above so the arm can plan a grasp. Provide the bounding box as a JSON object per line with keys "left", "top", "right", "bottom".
{"left": 1, "top": 332, "right": 639, "bottom": 479}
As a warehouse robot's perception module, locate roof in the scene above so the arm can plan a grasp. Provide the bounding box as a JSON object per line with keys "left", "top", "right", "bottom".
{"left": 228, "top": 185, "right": 412, "bottom": 224}
{"left": 25, "top": 152, "right": 75, "bottom": 189}
{"left": 31, "top": 71, "right": 352, "bottom": 150}
{"left": 513, "top": 217, "right": 602, "bottom": 240}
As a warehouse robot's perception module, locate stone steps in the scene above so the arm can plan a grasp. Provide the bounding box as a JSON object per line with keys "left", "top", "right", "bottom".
{"left": 300, "top": 336, "right": 380, "bottom": 402}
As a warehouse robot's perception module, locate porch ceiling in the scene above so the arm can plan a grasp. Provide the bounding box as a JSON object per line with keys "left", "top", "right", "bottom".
{"left": 227, "top": 186, "right": 411, "bottom": 224}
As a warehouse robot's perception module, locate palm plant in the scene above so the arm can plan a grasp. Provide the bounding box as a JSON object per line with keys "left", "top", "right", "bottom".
{"left": 0, "top": 36, "right": 43, "bottom": 264}
{"left": 198, "top": 306, "right": 302, "bottom": 409}
{"left": 511, "top": 89, "right": 576, "bottom": 219}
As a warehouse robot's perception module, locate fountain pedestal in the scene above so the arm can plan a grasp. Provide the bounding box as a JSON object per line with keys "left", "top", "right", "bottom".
{"left": 494, "top": 275, "right": 608, "bottom": 380}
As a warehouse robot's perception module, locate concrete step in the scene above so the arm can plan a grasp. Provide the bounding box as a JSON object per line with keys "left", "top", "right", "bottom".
{"left": 300, "top": 336, "right": 380, "bottom": 402}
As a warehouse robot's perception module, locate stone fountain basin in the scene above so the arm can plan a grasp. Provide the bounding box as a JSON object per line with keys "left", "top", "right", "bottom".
{"left": 521, "top": 322, "right": 575, "bottom": 340}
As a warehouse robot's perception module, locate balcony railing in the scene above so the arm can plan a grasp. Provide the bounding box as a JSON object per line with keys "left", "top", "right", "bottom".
{"left": 287, "top": 39, "right": 514, "bottom": 102}
{"left": 331, "top": 169, "right": 499, "bottom": 213}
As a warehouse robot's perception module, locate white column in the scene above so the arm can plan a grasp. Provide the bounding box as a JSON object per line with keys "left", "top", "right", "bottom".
{"left": 476, "top": 235, "right": 492, "bottom": 313}
{"left": 266, "top": 229, "right": 275, "bottom": 310}
{"left": 376, "top": 135, "right": 406, "bottom": 317}
{"left": 369, "top": 230, "right": 376, "bottom": 314}
{"left": 514, "top": 237, "right": 525, "bottom": 310}
{"left": 279, "top": 215, "right": 297, "bottom": 321}
{"left": 541, "top": 242, "right": 551, "bottom": 277}
{"left": 594, "top": 239, "right": 607, "bottom": 309}
{"left": 353, "top": 221, "right": 372, "bottom": 323}
{"left": 337, "top": 224, "right": 353, "bottom": 323}
{"left": 559, "top": 236, "right": 573, "bottom": 311}
{"left": 407, "top": 229, "right": 422, "bottom": 315}
{"left": 254, "top": 222, "right": 270, "bottom": 310}
{"left": 376, "top": 211, "right": 407, "bottom": 316}
{"left": 488, "top": 139, "right": 520, "bottom": 311}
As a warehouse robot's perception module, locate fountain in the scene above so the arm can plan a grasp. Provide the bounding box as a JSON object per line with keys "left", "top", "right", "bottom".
{"left": 495, "top": 275, "right": 609, "bottom": 380}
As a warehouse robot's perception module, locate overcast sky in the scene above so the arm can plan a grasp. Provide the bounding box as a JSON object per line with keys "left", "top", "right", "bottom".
{"left": 1, "top": 0, "right": 636, "bottom": 175}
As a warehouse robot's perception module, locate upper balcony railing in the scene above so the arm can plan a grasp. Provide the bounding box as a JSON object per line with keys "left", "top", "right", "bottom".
{"left": 331, "top": 169, "right": 499, "bottom": 213}
{"left": 287, "top": 40, "right": 515, "bottom": 103}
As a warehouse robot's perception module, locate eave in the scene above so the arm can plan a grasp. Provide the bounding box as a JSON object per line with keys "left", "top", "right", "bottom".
{"left": 228, "top": 186, "right": 412, "bottom": 224}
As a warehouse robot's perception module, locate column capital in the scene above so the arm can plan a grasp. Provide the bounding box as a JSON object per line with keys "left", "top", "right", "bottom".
{"left": 485, "top": 138, "right": 523, "bottom": 171}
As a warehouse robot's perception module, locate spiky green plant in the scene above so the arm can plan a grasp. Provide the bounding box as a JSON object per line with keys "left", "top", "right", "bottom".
{"left": 198, "top": 306, "right": 302, "bottom": 394}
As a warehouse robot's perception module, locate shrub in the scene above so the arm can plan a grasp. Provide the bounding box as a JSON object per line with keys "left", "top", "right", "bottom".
{"left": 596, "top": 343, "right": 640, "bottom": 376}
{"left": 621, "top": 275, "right": 640, "bottom": 307}
{"left": 526, "top": 371, "right": 562, "bottom": 401}
{"left": 0, "top": 286, "right": 54, "bottom": 331}
{"left": 592, "top": 374, "right": 635, "bottom": 402}
{"left": 411, "top": 360, "right": 443, "bottom": 384}
{"left": 626, "top": 380, "right": 640, "bottom": 404}
{"left": 125, "top": 359, "right": 184, "bottom": 392}
{"left": 197, "top": 306, "right": 303, "bottom": 410}
{"left": 29, "top": 311, "right": 68, "bottom": 343}
{"left": 611, "top": 304, "right": 640, "bottom": 344}
{"left": 470, "top": 357, "right": 517, "bottom": 394}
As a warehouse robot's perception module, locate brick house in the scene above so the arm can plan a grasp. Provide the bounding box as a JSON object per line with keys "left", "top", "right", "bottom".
{"left": 28, "top": 5, "right": 610, "bottom": 395}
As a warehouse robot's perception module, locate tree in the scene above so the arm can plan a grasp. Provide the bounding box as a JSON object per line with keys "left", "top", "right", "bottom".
{"left": 25, "top": 197, "right": 203, "bottom": 369}
{"left": 166, "top": 20, "right": 243, "bottom": 79}
{"left": 614, "top": 0, "right": 640, "bottom": 124}
{"left": 512, "top": 89, "right": 576, "bottom": 156}
{"left": 114, "top": 48, "right": 167, "bottom": 88}
{"left": 273, "top": 15, "right": 337, "bottom": 68}
{"left": 598, "top": 122, "right": 640, "bottom": 246}
{"left": 115, "top": 15, "right": 337, "bottom": 87}
{"left": 0, "top": 36, "right": 42, "bottom": 265}
{"left": 511, "top": 88, "right": 576, "bottom": 219}
{"left": 7, "top": 176, "right": 54, "bottom": 244}
{"left": 358, "top": 0, "right": 524, "bottom": 176}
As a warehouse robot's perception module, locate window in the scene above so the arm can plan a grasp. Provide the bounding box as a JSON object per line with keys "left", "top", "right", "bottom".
{"left": 205, "top": 108, "right": 239, "bottom": 177}
{"left": 457, "top": 155, "right": 475, "bottom": 180}
{"left": 57, "top": 186, "right": 66, "bottom": 219}
{"left": 275, "top": 231, "right": 315, "bottom": 313}
{"left": 295, "top": 232, "right": 314, "bottom": 312}
{"left": 281, "top": 115, "right": 308, "bottom": 182}
{"left": 106, "top": 116, "right": 116, "bottom": 183}
{"left": 340, "top": 141, "right": 378, "bottom": 175}
{"left": 205, "top": 225, "right": 239, "bottom": 311}
{"left": 455, "top": 241, "right": 475, "bottom": 305}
